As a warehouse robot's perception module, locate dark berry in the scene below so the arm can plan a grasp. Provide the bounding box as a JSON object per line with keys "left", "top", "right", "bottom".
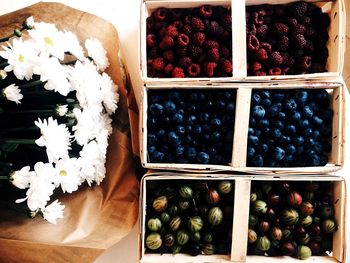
{"left": 252, "top": 105, "right": 266, "bottom": 119}
{"left": 273, "top": 146, "right": 285, "bottom": 161}
{"left": 197, "top": 152, "right": 210, "bottom": 164}
{"left": 252, "top": 155, "right": 264, "bottom": 166}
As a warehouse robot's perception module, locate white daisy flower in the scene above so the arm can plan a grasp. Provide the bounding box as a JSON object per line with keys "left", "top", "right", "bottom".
{"left": 62, "top": 31, "right": 84, "bottom": 61}
{"left": 54, "top": 158, "right": 80, "bottom": 193}
{"left": 25, "top": 16, "right": 35, "bottom": 29}
{"left": 9, "top": 166, "right": 33, "bottom": 189}
{"left": 35, "top": 117, "right": 72, "bottom": 163}
{"left": 0, "top": 38, "right": 38, "bottom": 80}
{"left": 55, "top": 104, "right": 68, "bottom": 117}
{"left": 85, "top": 38, "right": 109, "bottom": 71}
{"left": 93, "top": 158, "right": 106, "bottom": 185}
{"left": 41, "top": 199, "right": 65, "bottom": 224}
{"left": 72, "top": 107, "right": 100, "bottom": 146}
{"left": 2, "top": 84, "right": 23, "bottom": 104}
{"left": 100, "top": 72, "right": 119, "bottom": 115}
{"left": 16, "top": 162, "right": 56, "bottom": 211}
{"left": 33, "top": 55, "right": 71, "bottom": 96}
{"left": 68, "top": 60, "right": 103, "bottom": 111}
{"left": 0, "top": 70, "right": 7, "bottom": 79}
{"left": 77, "top": 140, "right": 101, "bottom": 185}
{"left": 28, "top": 22, "right": 66, "bottom": 60}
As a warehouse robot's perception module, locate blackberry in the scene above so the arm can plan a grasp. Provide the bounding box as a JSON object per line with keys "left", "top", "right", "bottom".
{"left": 270, "top": 51, "right": 283, "bottom": 66}
{"left": 257, "top": 25, "right": 269, "bottom": 39}
{"left": 294, "top": 24, "right": 306, "bottom": 35}
{"left": 273, "top": 22, "right": 289, "bottom": 37}
{"left": 288, "top": 1, "right": 308, "bottom": 18}
{"left": 188, "top": 45, "right": 203, "bottom": 59}
{"left": 207, "top": 21, "right": 223, "bottom": 36}
{"left": 291, "top": 34, "right": 306, "bottom": 50}
{"left": 277, "top": 36, "right": 289, "bottom": 52}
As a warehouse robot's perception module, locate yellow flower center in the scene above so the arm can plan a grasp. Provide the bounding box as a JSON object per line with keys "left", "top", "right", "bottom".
{"left": 18, "top": 54, "right": 24, "bottom": 62}
{"left": 59, "top": 170, "right": 67, "bottom": 176}
{"left": 44, "top": 37, "right": 53, "bottom": 46}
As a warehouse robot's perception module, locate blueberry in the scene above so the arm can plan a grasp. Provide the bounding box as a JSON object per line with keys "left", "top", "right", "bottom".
{"left": 202, "top": 133, "right": 210, "bottom": 141}
{"left": 305, "top": 148, "right": 316, "bottom": 156}
{"left": 306, "top": 154, "right": 321, "bottom": 166}
{"left": 280, "top": 135, "right": 291, "bottom": 144}
{"left": 251, "top": 93, "right": 261, "bottom": 105}
{"left": 175, "top": 145, "right": 185, "bottom": 156}
{"left": 278, "top": 112, "right": 286, "bottom": 121}
{"left": 266, "top": 139, "right": 275, "bottom": 147}
{"left": 216, "top": 100, "right": 226, "bottom": 110}
{"left": 272, "top": 92, "right": 285, "bottom": 102}
{"left": 260, "top": 90, "right": 270, "bottom": 99}
{"left": 248, "top": 135, "right": 259, "bottom": 146}
{"left": 176, "top": 126, "right": 186, "bottom": 136}
{"left": 186, "top": 125, "right": 193, "bottom": 134}
{"left": 177, "top": 109, "right": 185, "bottom": 115}
{"left": 308, "top": 101, "right": 319, "bottom": 112}
{"left": 208, "top": 147, "right": 218, "bottom": 156}
{"left": 305, "top": 138, "right": 316, "bottom": 148}
{"left": 223, "top": 91, "right": 234, "bottom": 101}
{"left": 200, "top": 113, "right": 210, "bottom": 122}
{"left": 210, "top": 118, "right": 222, "bottom": 128}
{"left": 273, "top": 121, "right": 284, "bottom": 131}
{"left": 151, "top": 151, "right": 165, "bottom": 162}
{"left": 285, "top": 124, "right": 297, "bottom": 135}
{"left": 320, "top": 126, "right": 331, "bottom": 137}
{"left": 313, "top": 129, "right": 321, "bottom": 140}
{"left": 301, "top": 105, "right": 313, "bottom": 118}
{"left": 261, "top": 127, "right": 270, "bottom": 134}
{"left": 258, "top": 119, "right": 269, "bottom": 128}
{"left": 271, "top": 128, "right": 282, "bottom": 139}
{"left": 169, "top": 91, "right": 180, "bottom": 100}
{"left": 193, "top": 125, "right": 202, "bottom": 135}
{"left": 187, "top": 115, "right": 197, "bottom": 125}
{"left": 294, "top": 90, "right": 308, "bottom": 104}
{"left": 293, "top": 136, "right": 305, "bottom": 146}
{"left": 312, "top": 116, "right": 323, "bottom": 127}
{"left": 187, "top": 104, "right": 197, "bottom": 113}
{"left": 198, "top": 92, "right": 206, "bottom": 101}
{"left": 205, "top": 100, "right": 214, "bottom": 109}
{"left": 211, "top": 132, "right": 222, "bottom": 142}
{"left": 184, "top": 135, "right": 192, "bottom": 143}
{"left": 258, "top": 143, "right": 269, "bottom": 154}
{"left": 290, "top": 111, "right": 301, "bottom": 122}
{"left": 212, "top": 154, "right": 225, "bottom": 164}
{"left": 322, "top": 141, "right": 332, "bottom": 152}
{"left": 286, "top": 144, "right": 296, "bottom": 155}
{"left": 150, "top": 103, "right": 164, "bottom": 115}
{"left": 313, "top": 142, "right": 323, "bottom": 153}
{"left": 164, "top": 100, "right": 176, "bottom": 114}
{"left": 189, "top": 92, "right": 199, "bottom": 101}
{"left": 247, "top": 147, "right": 256, "bottom": 159}
{"left": 168, "top": 131, "right": 179, "bottom": 143}
{"left": 156, "top": 129, "right": 166, "bottom": 138}
{"left": 148, "top": 117, "right": 157, "bottom": 127}
{"left": 186, "top": 147, "right": 197, "bottom": 160}
{"left": 303, "top": 128, "right": 314, "bottom": 138}
{"left": 248, "top": 128, "right": 255, "bottom": 135}
{"left": 262, "top": 99, "right": 272, "bottom": 107}
{"left": 296, "top": 146, "right": 304, "bottom": 155}
{"left": 255, "top": 129, "right": 262, "bottom": 137}
{"left": 273, "top": 147, "right": 285, "bottom": 161}
{"left": 284, "top": 155, "right": 294, "bottom": 164}
{"left": 249, "top": 118, "right": 257, "bottom": 127}
{"left": 173, "top": 113, "right": 184, "bottom": 124}
{"left": 226, "top": 103, "right": 235, "bottom": 113}
{"left": 197, "top": 152, "right": 210, "bottom": 164}
{"left": 251, "top": 155, "right": 264, "bottom": 166}
{"left": 252, "top": 105, "right": 266, "bottom": 119}
{"left": 148, "top": 133, "right": 157, "bottom": 145}
{"left": 284, "top": 99, "right": 298, "bottom": 112}
{"left": 269, "top": 104, "right": 280, "bottom": 117}
{"left": 148, "top": 146, "right": 156, "bottom": 154}
{"left": 299, "top": 119, "right": 310, "bottom": 129}
{"left": 178, "top": 101, "right": 186, "bottom": 109}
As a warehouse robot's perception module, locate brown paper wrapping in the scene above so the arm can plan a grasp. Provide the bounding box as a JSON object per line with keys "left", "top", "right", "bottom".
{"left": 0, "top": 2, "right": 141, "bottom": 263}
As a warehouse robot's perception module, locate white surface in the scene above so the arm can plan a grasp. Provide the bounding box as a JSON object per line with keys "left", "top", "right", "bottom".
{"left": 0, "top": 1, "right": 349, "bottom": 263}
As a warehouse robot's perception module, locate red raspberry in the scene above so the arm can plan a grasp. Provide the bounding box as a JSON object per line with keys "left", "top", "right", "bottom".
{"left": 207, "top": 21, "right": 223, "bottom": 36}
{"left": 165, "top": 25, "right": 179, "bottom": 38}
{"left": 184, "top": 15, "right": 193, "bottom": 25}
{"left": 192, "top": 18, "right": 205, "bottom": 32}
{"left": 219, "top": 46, "right": 231, "bottom": 58}
{"left": 292, "top": 34, "right": 306, "bottom": 50}
{"left": 146, "top": 17, "right": 154, "bottom": 32}
{"left": 282, "top": 67, "right": 292, "bottom": 75}
{"left": 268, "top": 67, "right": 282, "bottom": 75}
{"left": 189, "top": 45, "right": 203, "bottom": 59}
{"left": 221, "top": 59, "right": 232, "bottom": 74}
{"left": 270, "top": 51, "right": 283, "bottom": 66}
{"left": 182, "top": 24, "right": 192, "bottom": 36}
{"left": 154, "top": 8, "right": 168, "bottom": 22}
{"left": 247, "top": 34, "right": 260, "bottom": 51}
{"left": 152, "top": 57, "right": 165, "bottom": 71}
{"left": 146, "top": 34, "right": 157, "bottom": 48}
{"left": 187, "top": 63, "right": 201, "bottom": 77}
{"left": 277, "top": 36, "right": 289, "bottom": 52}
{"left": 159, "top": 36, "right": 174, "bottom": 50}
{"left": 257, "top": 25, "right": 268, "bottom": 39}
{"left": 219, "top": 31, "right": 231, "bottom": 42}
{"left": 220, "top": 14, "right": 232, "bottom": 28}
{"left": 296, "top": 56, "right": 312, "bottom": 71}
{"left": 207, "top": 48, "right": 220, "bottom": 62}
{"left": 172, "top": 67, "right": 185, "bottom": 78}
{"left": 199, "top": 5, "right": 213, "bottom": 18}
{"left": 273, "top": 23, "right": 289, "bottom": 37}
{"left": 163, "top": 50, "right": 174, "bottom": 62}
{"left": 251, "top": 11, "right": 264, "bottom": 26}
{"left": 177, "top": 34, "right": 190, "bottom": 47}
{"left": 204, "top": 40, "right": 219, "bottom": 50}
{"left": 254, "top": 48, "right": 268, "bottom": 61}
{"left": 246, "top": 24, "right": 257, "bottom": 36}
{"left": 250, "top": 61, "right": 262, "bottom": 72}
{"left": 294, "top": 24, "right": 306, "bottom": 35}
{"left": 164, "top": 63, "right": 174, "bottom": 74}
{"left": 204, "top": 62, "right": 217, "bottom": 77}
{"left": 172, "top": 21, "right": 183, "bottom": 30}
{"left": 260, "top": 42, "right": 272, "bottom": 54}
{"left": 148, "top": 47, "right": 158, "bottom": 59}
{"left": 193, "top": 32, "right": 205, "bottom": 46}
{"left": 179, "top": 56, "right": 192, "bottom": 68}
{"left": 254, "top": 71, "right": 267, "bottom": 76}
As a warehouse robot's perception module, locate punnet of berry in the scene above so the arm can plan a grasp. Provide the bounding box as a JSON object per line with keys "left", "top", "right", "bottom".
{"left": 146, "top": 5, "right": 232, "bottom": 78}
{"left": 247, "top": 89, "right": 333, "bottom": 167}
{"left": 248, "top": 181, "right": 337, "bottom": 260}
{"left": 246, "top": 1, "right": 330, "bottom": 76}
{"left": 145, "top": 179, "right": 234, "bottom": 255}
{"left": 147, "top": 90, "right": 236, "bottom": 164}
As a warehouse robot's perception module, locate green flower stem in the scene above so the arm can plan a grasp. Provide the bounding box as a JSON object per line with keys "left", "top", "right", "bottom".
{"left": 1, "top": 138, "right": 36, "bottom": 145}
{"left": 20, "top": 80, "right": 44, "bottom": 89}
{"left": 0, "top": 162, "right": 13, "bottom": 167}
{"left": 0, "top": 126, "right": 39, "bottom": 133}
{"left": 0, "top": 176, "right": 9, "bottom": 180}
{"left": 6, "top": 109, "right": 54, "bottom": 115}
{"left": 0, "top": 26, "right": 26, "bottom": 43}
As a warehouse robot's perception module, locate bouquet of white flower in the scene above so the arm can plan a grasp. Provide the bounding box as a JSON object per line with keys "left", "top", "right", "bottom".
{"left": 0, "top": 16, "right": 119, "bottom": 224}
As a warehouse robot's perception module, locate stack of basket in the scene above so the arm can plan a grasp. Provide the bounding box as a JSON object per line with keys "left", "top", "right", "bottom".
{"left": 138, "top": 0, "right": 347, "bottom": 262}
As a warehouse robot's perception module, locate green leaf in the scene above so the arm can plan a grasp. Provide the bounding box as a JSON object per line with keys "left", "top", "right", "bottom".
{"left": 1, "top": 143, "right": 19, "bottom": 152}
